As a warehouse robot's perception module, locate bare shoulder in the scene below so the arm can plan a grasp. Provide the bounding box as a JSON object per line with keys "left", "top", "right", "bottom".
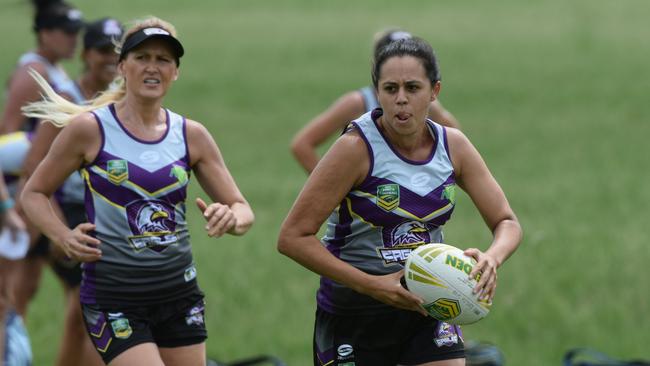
{"left": 184, "top": 118, "right": 212, "bottom": 144}
{"left": 322, "top": 127, "right": 369, "bottom": 184}
{"left": 445, "top": 125, "right": 469, "bottom": 146}
{"left": 444, "top": 126, "right": 475, "bottom": 169}
{"left": 64, "top": 112, "right": 101, "bottom": 138}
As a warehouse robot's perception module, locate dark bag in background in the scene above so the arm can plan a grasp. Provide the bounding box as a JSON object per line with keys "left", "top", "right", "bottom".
{"left": 563, "top": 348, "right": 650, "bottom": 366}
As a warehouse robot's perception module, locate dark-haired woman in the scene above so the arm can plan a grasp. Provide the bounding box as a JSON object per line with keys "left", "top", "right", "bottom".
{"left": 278, "top": 37, "right": 522, "bottom": 366}
{"left": 290, "top": 29, "right": 460, "bottom": 174}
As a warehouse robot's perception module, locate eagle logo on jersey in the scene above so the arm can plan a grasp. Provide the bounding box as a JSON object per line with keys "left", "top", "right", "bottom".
{"left": 376, "top": 184, "right": 400, "bottom": 211}
{"left": 378, "top": 221, "right": 434, "bottom": 265}
{"left": 107, "top": 159, "right": 128, "bottom": 185}
{"left": 126, "top": 199, "right": 179, "bottom": 252}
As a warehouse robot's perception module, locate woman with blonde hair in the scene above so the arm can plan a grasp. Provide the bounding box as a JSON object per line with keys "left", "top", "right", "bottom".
{"left": 21, "top": 16, "right": 254, "bottom": 366}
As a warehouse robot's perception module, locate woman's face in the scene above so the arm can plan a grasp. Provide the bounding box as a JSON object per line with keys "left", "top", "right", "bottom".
{"left": 83, "top": 46, "right": 119, "bottom": 88}
{"left": 376, "top": 55, "right": 439, "bottom": 137}
{"left": 40, "top": 28, "right": 79, "bottom": 59}
{"left": 119, "top": 38, "right": 179, "bottom": 101}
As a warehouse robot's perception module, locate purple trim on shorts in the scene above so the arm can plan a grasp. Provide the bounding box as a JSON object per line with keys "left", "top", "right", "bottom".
{"left": 371, "top": 109, "right": 437, "bottom": 165}
{"left": 109, "top": 104, "right": 170, "bottom": 144}
{"left": 315, "top": 343, "right": 335, "bottom": 366}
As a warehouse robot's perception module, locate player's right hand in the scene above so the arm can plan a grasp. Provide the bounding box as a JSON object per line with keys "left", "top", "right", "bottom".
{"left": 58, "top": 222, "right": 102, "bottom": 262}
{"left": 363, "top": 270, "right": 428, "bottom": 316}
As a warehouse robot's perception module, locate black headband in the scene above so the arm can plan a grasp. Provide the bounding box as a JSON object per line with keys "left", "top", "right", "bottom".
{"left": 119, "top": 27, "right": 184, "bottom": 65}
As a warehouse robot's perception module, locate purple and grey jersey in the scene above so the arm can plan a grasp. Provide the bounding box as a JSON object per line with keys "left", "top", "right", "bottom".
{"left": 80, "top": 104, "right": 197, "bottom": 306}
{"left": 317, "top": 109, "right": 457, "bottom": 315}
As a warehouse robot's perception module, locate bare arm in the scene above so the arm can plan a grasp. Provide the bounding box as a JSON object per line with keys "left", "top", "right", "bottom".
{"left": 290, "top": 91, "right": 366, "bottom": 173}
{"left": 20, "top": 113, "right": 101, "bottom": 261}
{"left": 21, "top": 122, "right": 61, "bottom": 178}
{"left": 447, "top": 128, "right": 522, "bottom": 301}
{"left": 279, "top": 130, "right": 427, "bottom": 315}
{"left": 187, "top": 120, "right": 254, "bottom": 237}
{"left": 428, "top": 99, "right": 460, "bottom": 129}
{"left": 0, "top": 63, "right": 48, "bottom": 134}
{"left": 0, "top": 168, "right": 25, "bottom": 234}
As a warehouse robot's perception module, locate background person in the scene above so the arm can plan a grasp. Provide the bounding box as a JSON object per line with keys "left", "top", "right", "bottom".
{"left": 0, "top": 0, "right": 83, "bottom": 326}
{"left": 1, "top": 169, "right": 30, "bottom": 366}
{"left": 20, "top": 16, "right": 254, "bottom": 366}
{"left": 290, "top": 28, "right": 460, "bottom": 174}
{"left": 19, "top": 17, "right": 123, "bottom": 366}
{"left": 278, "top": 37, "right": 522, "bottom": 366}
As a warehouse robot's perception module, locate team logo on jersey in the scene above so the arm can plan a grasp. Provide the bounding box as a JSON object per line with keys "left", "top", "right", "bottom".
{"left": 376, "top": 184, "right": 400, "bottom": 211}
{"left": 433, "top": 322, "right": 460, "bottom": 347}
{"left": 170, "top": 165, "right": 189, "bottom": 185}
{"left": 106, "top": 159, "right": 128, "bottom": 185}
{"left": 108, "top": 313, "right": 132, "bottom": 339}
{"left": 378, "top": 221, "right": 433, "bottom": 265}
{"left": 441, "top": 184, "right": 457, "bottom": 205}
{"left": 126, "top": 199, "right": 179, "bottom": 252}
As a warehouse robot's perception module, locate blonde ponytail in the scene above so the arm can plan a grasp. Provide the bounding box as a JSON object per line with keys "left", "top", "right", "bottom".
{"left": 21, "top": 69, "right": 126, "bottom": 127}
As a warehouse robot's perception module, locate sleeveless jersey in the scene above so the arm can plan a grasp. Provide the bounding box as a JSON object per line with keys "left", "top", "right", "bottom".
{"left": 359, "top": 86, "right": 379, "bottom": 112}
{"left": 16, "top": 52, "right": 75, "bottom": 132}
{"left": 79, "top": 104, "right": 197, "bottom": 306}
{"left": 317, "top": 109, "right": 457, "bottom": 315}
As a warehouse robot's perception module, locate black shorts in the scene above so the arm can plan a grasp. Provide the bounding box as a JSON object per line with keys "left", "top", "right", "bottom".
{"left": 313, "top": 307, "right": 465, "bottom": 366}
{"left": 25, "top": 203, "right": 85, "bottom": 287}
{"left": 81, "top": 292, "right": 207, "bottom": 364}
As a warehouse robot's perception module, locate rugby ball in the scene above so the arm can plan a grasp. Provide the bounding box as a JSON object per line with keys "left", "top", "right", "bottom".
{"left": 404, "top": 243, "right": 491, "bottom": 325}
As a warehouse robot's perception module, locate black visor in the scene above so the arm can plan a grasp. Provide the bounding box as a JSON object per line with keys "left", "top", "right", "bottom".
{"left": 119, "top": 27, "right": 184, "bottom": 65}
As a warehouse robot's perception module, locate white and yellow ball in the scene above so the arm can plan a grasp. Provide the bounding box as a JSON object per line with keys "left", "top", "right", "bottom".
{"left": 404, "top": 243, "right": 491, "bottom": 325}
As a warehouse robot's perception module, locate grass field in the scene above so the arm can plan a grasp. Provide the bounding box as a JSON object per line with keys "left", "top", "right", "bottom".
{"left": 2, "top": 0, "right": 649, "bottom": 365}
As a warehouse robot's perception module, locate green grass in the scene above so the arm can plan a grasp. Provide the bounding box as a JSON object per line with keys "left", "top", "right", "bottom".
{"left": 2, "top": 0, "right": 649, "bottom": 365}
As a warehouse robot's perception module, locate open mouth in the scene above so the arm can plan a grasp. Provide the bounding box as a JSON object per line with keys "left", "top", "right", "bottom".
{"left": 396, "top": 112, "right": 411, "bottom": 122}
{"left": 144, "top": 78, "right": 161, "bottom": 85}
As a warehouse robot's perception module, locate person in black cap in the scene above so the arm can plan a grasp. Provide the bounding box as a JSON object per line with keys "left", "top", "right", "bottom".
{"left": 0, "top": 1, "right": 82, "bottom": 365}
{"left": 290, "top": 28, "right": 460, "bottom": 174}
{"left": 0, "top": 0, "right": 83, "bottom": 317}
{"left": 20, "top": 16, "right": 254, "bottom": 366}
{"left": 1, "top": 0, "right": 82, "bottom": 135}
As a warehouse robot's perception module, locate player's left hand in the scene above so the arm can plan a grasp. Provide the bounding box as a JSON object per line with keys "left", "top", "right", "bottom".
{"left": 196, "top": 198, "right": 236, "bottom": 238}
{"left": 464, "top": 248, "right": 499, "bottom": 302}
